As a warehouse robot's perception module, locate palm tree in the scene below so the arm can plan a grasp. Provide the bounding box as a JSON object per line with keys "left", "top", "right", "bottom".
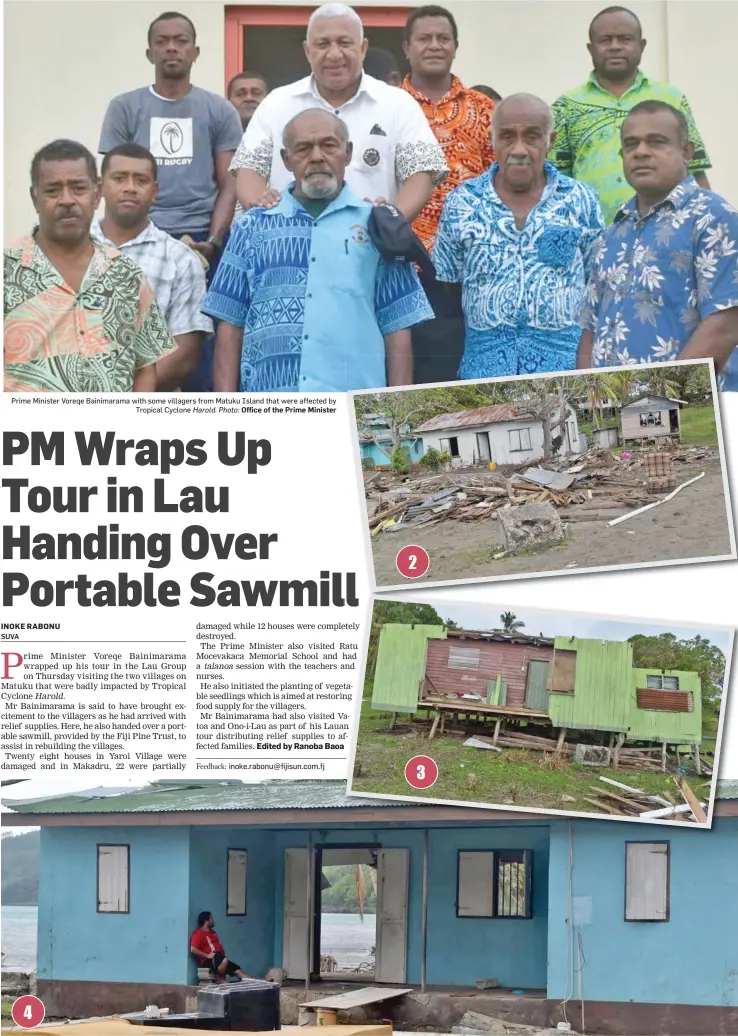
{"left": 648, "top": 368, "right": 681, "bottom": 400}
{"left": 604, "top": 369, "right": 637, "bottom": 405}
{"left": 501, "top": 611, "right": 525, "bottom": 633}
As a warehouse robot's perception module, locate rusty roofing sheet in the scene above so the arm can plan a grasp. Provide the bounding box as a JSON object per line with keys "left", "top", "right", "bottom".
{"left": 414, "top": 404, "right": 535, "bottom": 433}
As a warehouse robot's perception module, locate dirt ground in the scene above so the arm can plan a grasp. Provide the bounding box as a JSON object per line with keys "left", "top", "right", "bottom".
{"left": 370, "top": 454, "right": 734, "bottom": 586}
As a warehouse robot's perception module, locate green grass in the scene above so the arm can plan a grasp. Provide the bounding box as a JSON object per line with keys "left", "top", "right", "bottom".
{"left": 680, "top": 404, "right": 718, "bottom": 446}
{"left": 352, "top": 711, "right": 712, "bottom": 816}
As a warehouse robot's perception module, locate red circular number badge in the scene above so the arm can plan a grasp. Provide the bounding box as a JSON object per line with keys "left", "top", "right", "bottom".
{"left": 395, "top": 545, "right": 430, "bottom": 579}
{"left": 12, "top": 995, "right": 45, "bottom": 1028}
{"left": 405, "top": 755, "right": 439, "bottom": 790}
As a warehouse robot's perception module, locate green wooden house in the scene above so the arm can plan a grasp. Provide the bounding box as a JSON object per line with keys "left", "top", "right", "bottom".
{"left": 370, "top": 625, "right": 703, "bottom": 745}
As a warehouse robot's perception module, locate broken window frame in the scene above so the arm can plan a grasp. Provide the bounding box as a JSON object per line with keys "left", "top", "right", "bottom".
{"left": 639, "top": 412, "right": 663, "bottom": 427}
{"left": 624, "top": 841, "right": 670, "bottom": 923}
{"left": 456, "top": 849, "right": 533, "bottom": 919}
{"left": 448, "top": 646, "right": 482, "bottom": 671}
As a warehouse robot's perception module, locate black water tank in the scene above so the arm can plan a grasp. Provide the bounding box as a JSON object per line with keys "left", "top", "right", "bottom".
{"left": 198, "top": 980, "right": 281, "bottom": 1031}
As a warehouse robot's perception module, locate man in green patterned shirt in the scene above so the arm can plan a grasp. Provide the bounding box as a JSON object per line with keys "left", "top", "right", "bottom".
{"left": 550, "top": 5, "right": 711, "bottom": 224}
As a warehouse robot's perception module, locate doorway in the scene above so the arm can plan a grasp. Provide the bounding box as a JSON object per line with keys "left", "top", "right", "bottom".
{"left": 525, "top": 659, "right": 550, "bottom": 711}
{"left": 225, "top": 7, "right": 413, "bottom": 91}
{"left": 315, "top": 847, "right": 377, "bottom": 980}
{"left": 282, "top": 846, "right": 409, "bottom": 983}
{"left": 476, "top": 431, "right": 491, "bottom": 463}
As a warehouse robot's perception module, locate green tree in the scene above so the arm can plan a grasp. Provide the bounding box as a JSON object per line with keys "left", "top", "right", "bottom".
{"left": 500, "top": 611, "right": 525, "bottom": 633}
{"left": 647, "top": 368, "right": 681, "bottom": 399}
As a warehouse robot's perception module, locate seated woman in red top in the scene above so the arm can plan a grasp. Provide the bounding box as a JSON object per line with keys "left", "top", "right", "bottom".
{"left": 190, "top": 911, "right": 250, "bottom": 982}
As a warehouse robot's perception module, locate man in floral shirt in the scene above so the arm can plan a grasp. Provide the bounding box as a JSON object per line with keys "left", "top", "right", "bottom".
{"left": 578, "top": 101, "right": 738, "bottom": 390}
{"left": 433, "top": 94, "right": 605, "bottom": 378}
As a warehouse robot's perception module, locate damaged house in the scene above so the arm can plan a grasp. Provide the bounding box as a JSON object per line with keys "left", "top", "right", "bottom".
{"left": 2, "top": 779, "right": 737, "bottom": 1036}
{"left": 371, "top": 626, "right": 703, "bottom": 763}
{"left": 414, "top": 403, "right": 582, "bottom": 467}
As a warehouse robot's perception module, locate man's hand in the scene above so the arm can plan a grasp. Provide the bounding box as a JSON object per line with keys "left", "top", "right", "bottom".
{"left": 254, "top": 188, "right": 281, "bottom": 208}
{"left": 366, "top": 197, "right": 390, "bottom": 207}
{"left": 189, "top": 241, "right": 216, "bottom": 260}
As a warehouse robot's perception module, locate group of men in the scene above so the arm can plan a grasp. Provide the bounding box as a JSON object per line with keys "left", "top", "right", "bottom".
{"left": 4, "top": 2, "right": 737, "bottom": 394}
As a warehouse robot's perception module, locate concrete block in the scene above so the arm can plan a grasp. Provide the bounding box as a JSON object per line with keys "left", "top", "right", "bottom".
{"left": 498, "top": 502, "right": 565, "bottom": 555}
{"left": 574, "top": 744, "right": 611, "bottom": 766}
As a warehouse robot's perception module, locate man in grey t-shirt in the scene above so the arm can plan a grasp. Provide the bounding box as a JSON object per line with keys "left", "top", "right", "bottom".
{"left": 99, "top": 11, "right": 242, "bottom": 268}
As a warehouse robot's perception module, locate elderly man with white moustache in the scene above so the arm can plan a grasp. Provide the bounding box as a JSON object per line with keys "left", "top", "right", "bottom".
{"left": 229, "top": 2, "right": 448, "bottom": 221}
{"left": 432, "top": 93, "right": 606, "bottom": 379}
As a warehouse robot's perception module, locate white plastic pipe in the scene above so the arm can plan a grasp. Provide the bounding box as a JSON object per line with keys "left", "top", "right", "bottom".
{"left": 607, "top": 471, "right": 705, "bottom": 527}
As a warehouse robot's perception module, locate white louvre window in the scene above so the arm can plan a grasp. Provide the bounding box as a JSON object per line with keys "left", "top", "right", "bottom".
{"left": 646, "top": 675, "right": 680, "bottom": 690}
{"left": 226, "top": 849, "right": 248, "bottom": 915}
{"left": 625, "top": 843, "right": 669, "bottom": 922}
{"left": 448, "top": 647, "right": 481, "bottom": 671}
{"left": 97, "top": 844, "right": 129, "bottom": 913}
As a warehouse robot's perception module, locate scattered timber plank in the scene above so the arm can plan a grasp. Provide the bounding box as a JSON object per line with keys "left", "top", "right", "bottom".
{"left": 583, "top": 797, "right": 625, "bottom": 815}
{"left": 592, "top": 788, "right": 649, "bottom": 813}
{"left": 464, "top": 738, "right": 502, "bottom": 752}
{"left": 607, "top": 471, "right": 706, "bottom": 526}
{"left": 638, "top": 803, "right": 696, "bottom": 820}
{"left": 599, "top": 777, "right": 644, "bottom": 794}
{"left": 428, "top": 712, "right": 441, "bottom": 742}
{"left": 301, "top": 988, "right": 413, "bottom": 1010}
{"left": 676, "top": 776, "right": 708, "bottom": 824}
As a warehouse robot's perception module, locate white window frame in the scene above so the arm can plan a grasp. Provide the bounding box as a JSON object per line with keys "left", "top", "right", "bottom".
{"left": 509, "top": 428, "right": 532, "bottom": 452}
{"left": 457, "top": 849, "right": 532, "bottom": 919}
{"left": 226, "top": 848, "right": 248, "bottom": 916}
{"left": 97, "top": 844, "right": 130, "bottom": 914}
{"left": 646, "top": 674, "right": 680, "bottom": 690}
{"left": 625, "top": 842, "right": 670, "bottom": 922}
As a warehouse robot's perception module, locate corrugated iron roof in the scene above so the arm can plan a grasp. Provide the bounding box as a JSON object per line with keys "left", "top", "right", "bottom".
{"left": 0, "top": 780, "right": 398, "bottom": 815}
{"left": 3, "top": 778, "right": 736, "bottom": 814}
{"left": 414, "top": 404, "right": 535, "bottom": 433}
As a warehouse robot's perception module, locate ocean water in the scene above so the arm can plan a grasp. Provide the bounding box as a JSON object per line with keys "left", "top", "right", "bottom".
{"left": 1, "top": 905, "right": 37, "bottom": 972}
{"left": 320, "top": 912, "right": 376, "bottom": 969}
{"left": 0, "top": 908, "right": 374, "bottom": 973}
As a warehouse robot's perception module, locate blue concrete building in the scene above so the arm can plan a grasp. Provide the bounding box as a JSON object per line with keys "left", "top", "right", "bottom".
{"left": 2, "top": 780, "right": 737, "bottom": 1033}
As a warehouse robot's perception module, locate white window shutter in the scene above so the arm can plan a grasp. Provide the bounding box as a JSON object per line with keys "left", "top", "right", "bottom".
{"left": 625, "top": 843, "right": 669, "bottom": 921}
{"left": 458, "top": 851, "right": 494, "bottom": 917}
{"left": 227, "top": 849, "right": 248, "bottom": 915}
{"left": 97, "top": 845, "right": 129, "bottom": 913}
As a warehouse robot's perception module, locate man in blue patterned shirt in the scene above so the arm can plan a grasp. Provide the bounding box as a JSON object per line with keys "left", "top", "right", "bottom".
{"left": 578, "top": 101, "right": 738, "bottom": 390}
{"left": 203, "top": 109, "right": 433, "bottom": 392}
{"left": 432, "top": 94, "right": 605, "bottom": 379}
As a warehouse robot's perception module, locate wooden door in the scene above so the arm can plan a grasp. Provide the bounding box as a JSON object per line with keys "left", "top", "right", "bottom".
{"left": 525, "top": 659, "right": 550, "bottom": 711}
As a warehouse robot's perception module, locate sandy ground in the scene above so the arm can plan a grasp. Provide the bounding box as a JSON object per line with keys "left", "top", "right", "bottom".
{"left": 370, "top": 457, "right": 734, "bottom": 587}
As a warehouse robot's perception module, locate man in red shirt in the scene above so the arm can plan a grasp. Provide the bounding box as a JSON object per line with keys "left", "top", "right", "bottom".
{"left": 402, "top": 4, "right": 496, "bottom": 384}
{"left": 190, "top": 911, "right": 249, "bottom": 982}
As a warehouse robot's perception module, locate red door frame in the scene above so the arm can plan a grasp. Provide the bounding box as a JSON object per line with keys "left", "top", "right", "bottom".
{"left": 224, "top": 5, "right": 413, "bottom": 90}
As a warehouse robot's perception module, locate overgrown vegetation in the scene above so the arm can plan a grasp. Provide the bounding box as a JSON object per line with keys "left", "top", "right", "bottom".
{"left": 1, "top": 831, "right": 39, "bottom": 905}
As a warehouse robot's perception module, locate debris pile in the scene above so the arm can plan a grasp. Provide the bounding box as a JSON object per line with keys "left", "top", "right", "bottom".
{"left": 586, "top": 775, "right": 709, "bottom": 823}
{"left": 366, "top": 444, "right": 712, "bottom": 535}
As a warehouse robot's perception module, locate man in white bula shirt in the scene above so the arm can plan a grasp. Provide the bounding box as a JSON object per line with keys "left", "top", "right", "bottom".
{"left": 230, "top": 2, "right": 448, "bottom": 221}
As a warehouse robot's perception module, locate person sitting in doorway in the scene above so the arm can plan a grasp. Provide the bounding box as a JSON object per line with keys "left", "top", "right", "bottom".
{"left": 190, "top": 911, "right": 250, "bottom": 983}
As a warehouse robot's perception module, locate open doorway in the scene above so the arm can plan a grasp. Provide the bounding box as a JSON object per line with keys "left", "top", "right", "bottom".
{"left": 315, "top": 847, "right": 377, "bottom": 981}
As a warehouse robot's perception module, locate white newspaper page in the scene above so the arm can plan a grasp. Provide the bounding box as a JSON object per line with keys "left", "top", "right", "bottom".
{"left": 1, "top": 395, "right": 371, "bottom": 780}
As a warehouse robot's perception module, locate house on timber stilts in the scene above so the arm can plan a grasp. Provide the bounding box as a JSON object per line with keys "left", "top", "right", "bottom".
{"left": 2, "top": 780, "right": 737, "bottom": 1036}
{"left": 371, "top": 626, "right": 704, "bottom": 768}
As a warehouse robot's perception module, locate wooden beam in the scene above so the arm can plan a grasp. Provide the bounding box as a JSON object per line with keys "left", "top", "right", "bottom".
{"left": 428, "top": 713, "right": 441, "bottom": 742}
{"left": 676, "top": 776, "right": 708, "bottom": 824}
{"left": 493, "top": 719, "right": 502, "bottom": 746}
{"left": 694, "top": 743, "right": 702, "bottom": 776}
{"left": 613, "top": 732, "right": 626, "bottom": 769}
{"left": 555, "top": 728, "right": 567, "bottom": 756}
{"left": 661, "top": 742, "right": 667, "bottom": 772}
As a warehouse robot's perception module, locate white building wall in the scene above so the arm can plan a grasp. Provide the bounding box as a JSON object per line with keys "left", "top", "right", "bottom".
{"left": 422, "top": 420, "right": 545, "bottom": 467}
{"left": 4, "top": 1, "right": 738, "bottom": 242}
